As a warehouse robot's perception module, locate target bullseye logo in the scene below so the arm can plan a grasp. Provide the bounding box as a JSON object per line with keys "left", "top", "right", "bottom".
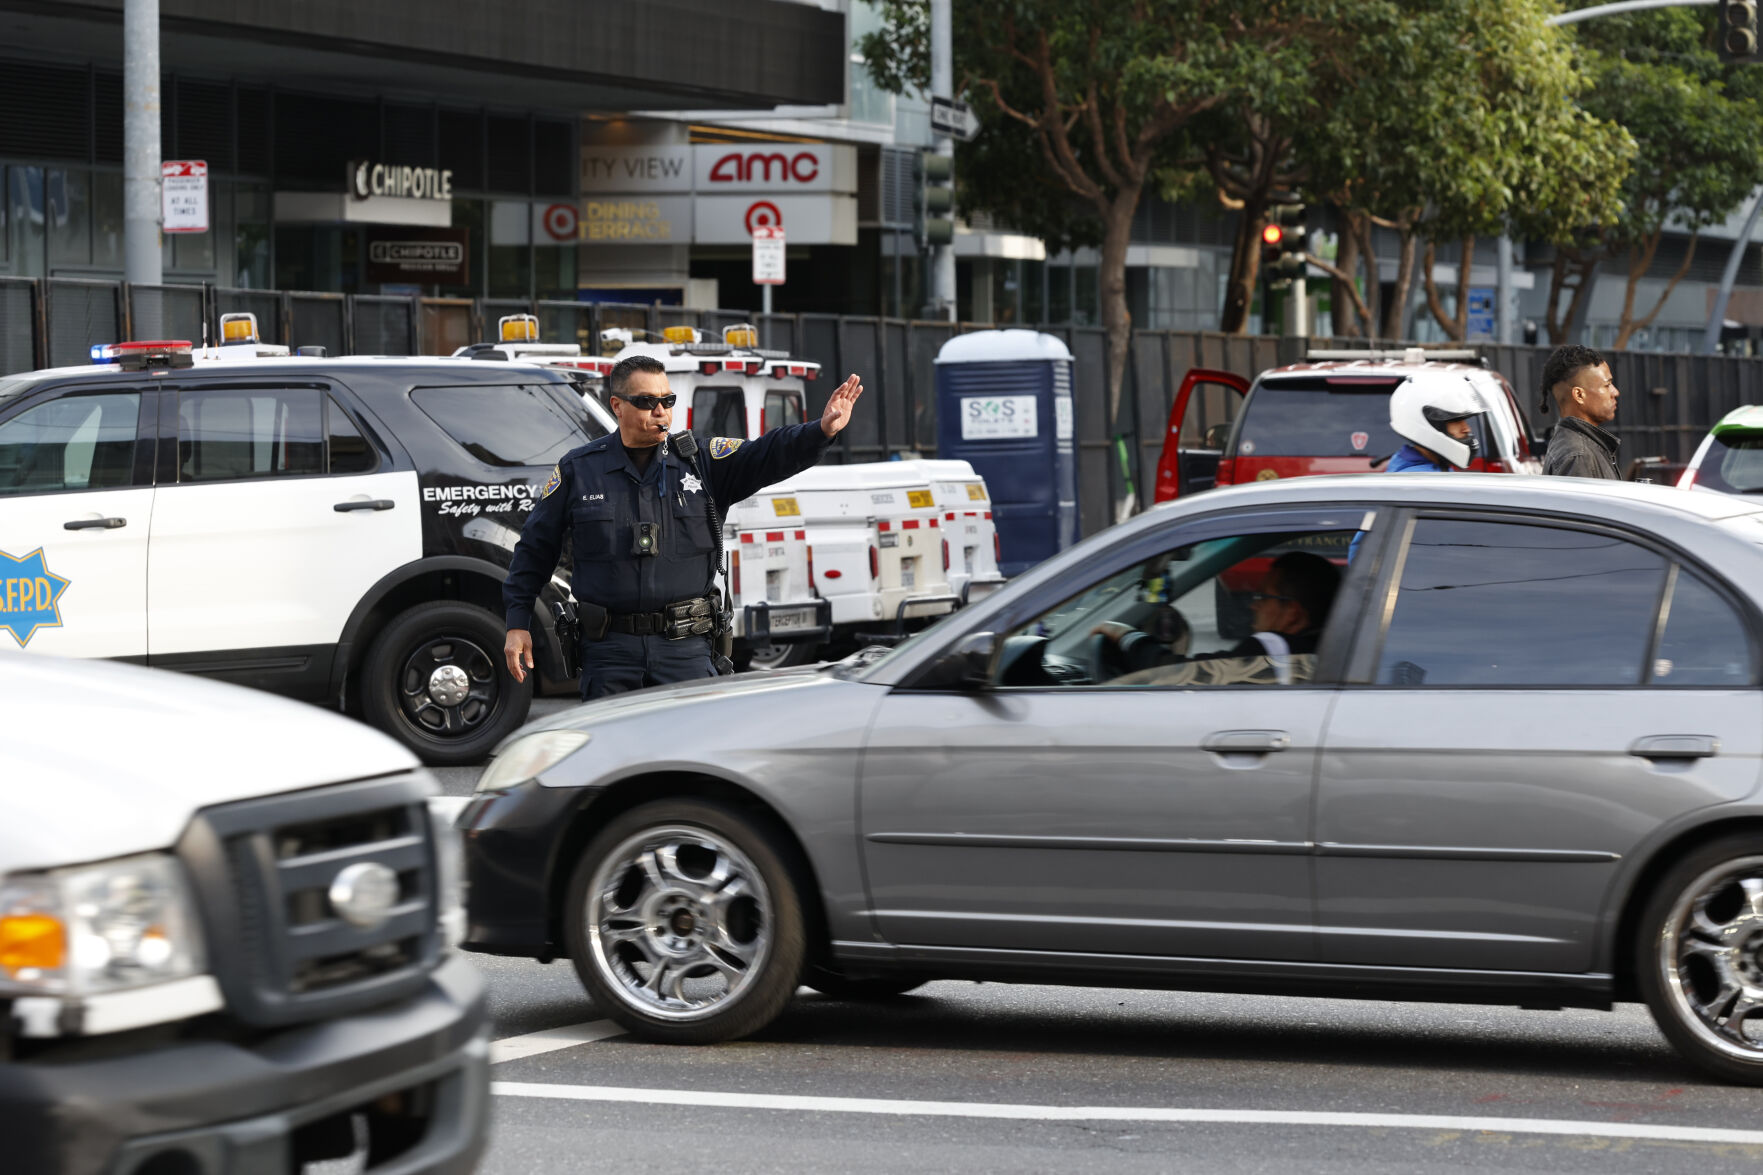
{"left": 744, "top": 200, "right": 783, "bottom": 235}
{"left": 543, "top": 203, "right": 579, "bottom": 241}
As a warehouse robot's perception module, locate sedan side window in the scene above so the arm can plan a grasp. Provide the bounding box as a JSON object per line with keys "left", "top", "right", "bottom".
{"left": 1376, "top": 519, "right": 1667, "bottom": 686}
{"left": 996, "top": 527, "right": 1355, "bottom": 688}
{"left": 0, "top": 392, "right": 140, "bottom": 496}
{"left": 1650, "top": 568, "right": 1757, "bottom": 686}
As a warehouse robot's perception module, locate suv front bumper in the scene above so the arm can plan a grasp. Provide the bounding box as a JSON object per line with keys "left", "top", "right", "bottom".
{"left": 0, "top": 955, "right": 489, "bottom": 1175}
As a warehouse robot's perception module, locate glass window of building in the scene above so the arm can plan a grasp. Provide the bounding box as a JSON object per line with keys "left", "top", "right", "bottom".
{"left": 488, "top": 200, "right": 532, "bottom": 298}
{"left": 47, "top": 169, "right": 91, "bottom": 270}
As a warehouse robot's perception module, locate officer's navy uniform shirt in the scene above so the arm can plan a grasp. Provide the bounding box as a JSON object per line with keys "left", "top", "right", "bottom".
{"left": 503, "top": 420, "right": 831, "bottom": 629}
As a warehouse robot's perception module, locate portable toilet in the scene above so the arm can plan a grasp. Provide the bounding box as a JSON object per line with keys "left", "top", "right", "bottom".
{"left": 934, "top": 330, "right": 1077, "bottom": 576}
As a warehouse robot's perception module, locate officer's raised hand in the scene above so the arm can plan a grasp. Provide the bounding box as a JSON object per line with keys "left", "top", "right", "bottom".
{"left": 820, "top": 374, "right": 865, "bottom": 437}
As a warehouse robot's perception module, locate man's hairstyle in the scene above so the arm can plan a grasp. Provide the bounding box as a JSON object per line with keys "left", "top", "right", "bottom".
{"left": 1269, "top": 551, "right": 1340, "bottom": 630}
{"left": 607, "top": 354, "right": 666, "bottom": 400}
{"left": 1542, "top": 344, "right": 1606, "bottom": 410}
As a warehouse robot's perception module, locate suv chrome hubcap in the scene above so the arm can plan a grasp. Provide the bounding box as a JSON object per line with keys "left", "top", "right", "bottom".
{"left": 397, "top": 636, "right": 498, "bottom": 736}
{"left": 586, "top": 825, "right": 770, "bottom": 1021}
{"left": 428, "top": 664, "right": 470, "bottom": 706}
{"left": 1662, "top": 858, "right": 1763, "bottom": 1060}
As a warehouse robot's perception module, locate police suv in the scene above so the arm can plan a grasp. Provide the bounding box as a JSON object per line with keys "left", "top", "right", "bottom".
{"left": 0, "top": 317, "right": 614, "bottom": 764}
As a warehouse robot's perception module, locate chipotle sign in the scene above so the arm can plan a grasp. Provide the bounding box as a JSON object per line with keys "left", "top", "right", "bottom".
{"left": 364, "top": 228, "right": 470, "bottom": 285}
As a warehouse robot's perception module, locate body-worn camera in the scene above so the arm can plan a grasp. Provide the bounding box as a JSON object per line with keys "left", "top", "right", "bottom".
{"left": 631, "top": 521, "right": 659, "bottom": 556}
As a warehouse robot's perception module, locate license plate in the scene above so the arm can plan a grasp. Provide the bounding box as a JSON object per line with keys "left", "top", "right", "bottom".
{"left": 878, "top": 532, "right": 899, "bottom": 548}
{"left": 767, "top": 606, "right": 816, "bottom": 632}
{"left": 901, "top": 560, "right": 916, "bottom": 589}
{"left": 907, "top": 489, "right": 935, "bottom": 508}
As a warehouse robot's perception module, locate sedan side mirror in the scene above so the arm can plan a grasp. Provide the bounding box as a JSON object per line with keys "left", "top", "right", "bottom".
{"left": 918, "top": 630, "right": 997, "bottom": 690}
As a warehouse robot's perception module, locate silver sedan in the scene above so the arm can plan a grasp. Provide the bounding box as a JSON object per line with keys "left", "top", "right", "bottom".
{"left": 459, "top": 474, "right": 1763, "bottom": 1085}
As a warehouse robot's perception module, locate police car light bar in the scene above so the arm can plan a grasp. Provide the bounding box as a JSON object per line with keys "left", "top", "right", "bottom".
{"left": 91, "top": 341, "right": 195, "bottom": 369}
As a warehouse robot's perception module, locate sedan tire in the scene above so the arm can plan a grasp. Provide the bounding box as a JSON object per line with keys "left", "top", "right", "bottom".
{"left": 565, "top": 799, "right": 806, "bottom": 1044}
{"left": 1636, "top": 834, "right": 1763, "bottom": 1085}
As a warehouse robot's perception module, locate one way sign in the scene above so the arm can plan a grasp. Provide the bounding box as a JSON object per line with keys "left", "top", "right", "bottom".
{"left": 930, "top": 96, "right": 980, "bottom": 142}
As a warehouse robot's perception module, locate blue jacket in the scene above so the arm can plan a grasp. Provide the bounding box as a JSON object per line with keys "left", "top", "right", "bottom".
{"left": 1349, "top": 444, "right": 1449, "bottom": 561}
{"left": 503, "top": 422, "right": 831, "bottom": 628}
{"left": 1387, "top": 443, "right": 1448, "bottom": 473}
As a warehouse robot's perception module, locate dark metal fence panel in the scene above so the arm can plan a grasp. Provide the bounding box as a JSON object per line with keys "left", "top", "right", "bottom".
{"left": 594, "top": 302, "right": 650, "bottom": 345}
{"left": 289, "top": 293, "right": 348, "bottom": 357}
{"left": 536, "top": 300, "right": 594, "bottom": 354}
{"left": 1065, "top": 327, "right": 1113, "bottom": 538}
{"left": 46, "top": 279, "right": 122, "bottom": 369}
{"left": 0, "top": 278, "right": 40, "bottom": 376}
{"left": 419, "top": 299, "right": 475, "bottom": 355}
{"left": 655, "top": 305, "right": 700, "bottom": 334}
{"left": 758, "top": 313, "right": 797, "bottom": 355}
{"left": 129, "top": 283, "right": 205, "bottom": 344}
{"left": 882, "top": 318, "right": 911, "bottom": 454}
{"left": 796, "top": 314, "right": 843, "bottom": 460}
{"left": 907, "top": 320, "right": 956, "bottom": 454}
{"left": 352, "top": 295, "right": 417, "bottom": 355}
{"left": 212, "top": 288, "right": 285, "bottom": 345}
{"left": 838, "top": 317, "right": 885, "bottom": 462}
{"left": 1130, "top": 331, "right": 1169, "bottom": 495}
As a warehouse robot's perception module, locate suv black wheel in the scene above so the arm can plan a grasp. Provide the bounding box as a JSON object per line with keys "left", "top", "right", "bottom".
{"left": 360, "top": 601, "right": 531, "bottom": 766}
{"left": 564, "top": 799, "right": 806, "bottom": 1044}
{"left": 1636, "top": 833, "right": 1763, "bottom": 1085}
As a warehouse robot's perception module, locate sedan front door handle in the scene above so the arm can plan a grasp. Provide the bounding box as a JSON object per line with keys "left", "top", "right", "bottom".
{"left": 1630, "top": 734, "right": 1719, "bottom": 760}
{"left": 64, "top": 517, "right": 126, "bottom": 530}
{"left": 333, "top": 499, "right": 395, "bottom": 512}
{"left": 1202, "top": 729, "right": 1291, "bottom": 754}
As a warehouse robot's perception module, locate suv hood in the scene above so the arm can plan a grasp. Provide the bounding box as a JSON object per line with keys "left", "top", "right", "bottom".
{"left": 0, "top": 654, "right": 419, "bottom": 871}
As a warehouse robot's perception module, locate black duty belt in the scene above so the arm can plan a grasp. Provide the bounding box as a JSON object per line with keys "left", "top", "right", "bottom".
{"left": 605, "top": 596, "right": 717, "bottom": 639}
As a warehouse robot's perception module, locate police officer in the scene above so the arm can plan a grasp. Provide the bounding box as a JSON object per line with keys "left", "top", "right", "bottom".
{"left": 502, "top": 354, "right": 864, "bottom": 699}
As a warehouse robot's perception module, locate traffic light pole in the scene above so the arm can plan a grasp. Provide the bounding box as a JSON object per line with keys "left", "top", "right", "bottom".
{"left": 124, "top": 0, "right": 163, "bottom": 287}
{"left": 929, "top": 0, "right": 956, "bottom": 321}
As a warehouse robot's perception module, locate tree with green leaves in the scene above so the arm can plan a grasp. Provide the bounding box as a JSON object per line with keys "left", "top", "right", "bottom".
{"left": 1540, "top": 4, "right": 1763, "bottom": 348}
{"left": 1296, "top": 0, "right": 1629, "bottom": 341}
{"left": 860, "top": 0, "right": 1338, "bottom": 491}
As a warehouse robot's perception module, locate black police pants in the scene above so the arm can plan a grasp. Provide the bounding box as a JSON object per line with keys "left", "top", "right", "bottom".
{"left": 578, "top": 630, "right": 716, "bottom": 700}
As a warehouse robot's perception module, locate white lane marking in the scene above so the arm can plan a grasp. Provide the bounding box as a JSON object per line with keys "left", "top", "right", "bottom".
{"left": 489, "top": 1020, "right": 626, "bottom": 1064}
{"left": 490, "top": 1084, "right": 1763, "bottom": 1146}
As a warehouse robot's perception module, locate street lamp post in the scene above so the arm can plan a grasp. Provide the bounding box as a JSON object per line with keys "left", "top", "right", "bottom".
{"left": 124, "top": 0, "right": 163, "bottom": 287}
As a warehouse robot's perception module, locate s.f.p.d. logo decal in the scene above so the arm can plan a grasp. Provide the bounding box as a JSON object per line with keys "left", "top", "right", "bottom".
{"left": 0, "top": 549, "right": 70, "bottom": 647}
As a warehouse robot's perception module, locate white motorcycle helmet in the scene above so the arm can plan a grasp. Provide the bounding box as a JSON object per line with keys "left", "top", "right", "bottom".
{"left": 1389, "top": 380, "right": 1487, "bottom": 469}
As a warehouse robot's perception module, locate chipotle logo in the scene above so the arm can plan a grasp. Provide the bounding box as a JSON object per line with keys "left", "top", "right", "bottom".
{"left": 706, "top": 151, "right": 821, "bottom": 184}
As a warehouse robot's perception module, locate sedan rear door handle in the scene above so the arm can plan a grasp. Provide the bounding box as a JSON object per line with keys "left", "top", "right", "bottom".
{"left": 1202, "top": 729, "right": 1291, "bottom": 754}
{"left": 334, "top": 499, "right": 395, "bottom": 512}
{"left": 1630, "top": 734, "right": 1719, "bottom": 760}
{"left": 64, "top": 516, "right": 126, "bottom": 530}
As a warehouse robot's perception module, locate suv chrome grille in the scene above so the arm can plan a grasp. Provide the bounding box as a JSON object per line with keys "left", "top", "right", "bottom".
{"left": 179, "top": 774, "right": 439, "bottom": 1027}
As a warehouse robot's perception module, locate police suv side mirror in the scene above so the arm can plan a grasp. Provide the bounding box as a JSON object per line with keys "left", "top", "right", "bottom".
{"left": 920, "top": 630, "right": 997, "bottom": 690}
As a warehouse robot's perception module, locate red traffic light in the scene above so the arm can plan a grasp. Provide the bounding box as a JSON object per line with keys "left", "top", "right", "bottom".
{"left": 1261, "top": 223, "right": 1284, "bottom": 247}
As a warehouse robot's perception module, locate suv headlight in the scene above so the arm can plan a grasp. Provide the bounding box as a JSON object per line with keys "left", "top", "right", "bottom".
{"left": 475, "top": 730, "right": 591, "bottom": 793}
{"left": 0, "top": 853, "right": 206, "bottom": 997}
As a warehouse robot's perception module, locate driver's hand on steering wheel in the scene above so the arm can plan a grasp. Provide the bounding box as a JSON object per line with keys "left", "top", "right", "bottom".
{"left": 1090, "top": 621, "right": 1135, "bottom": 644}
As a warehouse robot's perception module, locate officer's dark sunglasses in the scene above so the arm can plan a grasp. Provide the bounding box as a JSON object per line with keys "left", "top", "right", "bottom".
{"left": 615, "top": 393, "right": 677, "bottom": 411}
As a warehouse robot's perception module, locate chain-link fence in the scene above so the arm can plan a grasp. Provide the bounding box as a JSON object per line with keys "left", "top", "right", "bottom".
{"left": 0, "top": 278, "right": 39, "bottom": 377}
{"left": 46, "top": 279, "right": 122, "bottom": 369}
{"left": 129, "top": 283, "right": 205, "bottom": 344}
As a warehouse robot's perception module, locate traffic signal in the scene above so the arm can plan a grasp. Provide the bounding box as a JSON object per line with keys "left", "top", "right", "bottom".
{"left": 1262, "top": 204, "right": 1308, "bottom": 288}
{"left": 1719, "top": 1, "right": 1760, "bottom": 63}
{"left": 921, "top": 150, "right": 954, "bottom": 247}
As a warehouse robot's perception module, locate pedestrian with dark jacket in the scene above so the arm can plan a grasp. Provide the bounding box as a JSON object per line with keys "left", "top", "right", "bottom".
{"left": 1540, "top": 345, "right": 1622, "bottom": 479}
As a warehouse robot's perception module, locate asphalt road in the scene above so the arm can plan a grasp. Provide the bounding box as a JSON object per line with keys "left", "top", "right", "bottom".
{"left": 437, "top": 700, "right": 1763, "bottom": 1174}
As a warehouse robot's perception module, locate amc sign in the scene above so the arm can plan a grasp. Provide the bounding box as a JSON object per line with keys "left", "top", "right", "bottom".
{"left": 705, "top": 150, "right": 821, "bottom": 185}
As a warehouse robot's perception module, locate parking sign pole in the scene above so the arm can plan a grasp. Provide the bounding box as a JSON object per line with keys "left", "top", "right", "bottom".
{"left": 124, "top": 0, "right": 163, "bottom": 287}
